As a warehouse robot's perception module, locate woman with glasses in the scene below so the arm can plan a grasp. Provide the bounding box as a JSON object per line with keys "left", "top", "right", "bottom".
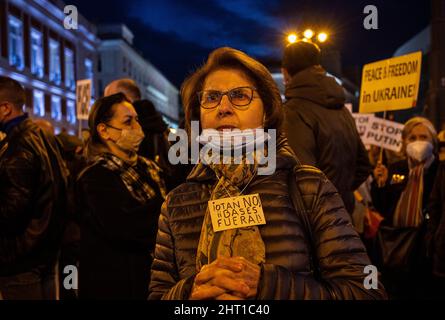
{"left": 148, "top": 47, "right": 387, "bottom": 300}
{"left": 77, "top": 93, "right": 166, "bottom": 299}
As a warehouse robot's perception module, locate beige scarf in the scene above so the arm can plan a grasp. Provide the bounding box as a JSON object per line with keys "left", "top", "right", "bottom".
{"left": 195, "top": 153, "right": 266, "bottom": 271}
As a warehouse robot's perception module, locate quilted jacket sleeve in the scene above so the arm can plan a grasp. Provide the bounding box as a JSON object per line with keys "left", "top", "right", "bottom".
{"left": 148, "top": 200, "right": 195, "bottom": 300}
{"left": 256, "top": 168, "right": 388, "bottom": 300}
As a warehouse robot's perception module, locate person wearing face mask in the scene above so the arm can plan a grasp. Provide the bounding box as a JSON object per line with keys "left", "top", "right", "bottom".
{"left": 77, "top": 93, "right": 166, "bottom": 299}
{"left": 371, "top": 116, "right": 441, "bottom": 299}
{"left": 148, "top": 47, "right": 387, "bottom": 301}
{"left": 103, "top": 78, "right": 177, "bottom": 192}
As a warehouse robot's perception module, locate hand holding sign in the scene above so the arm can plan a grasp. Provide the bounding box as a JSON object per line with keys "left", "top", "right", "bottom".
{"left": 373, "top": 162, "right": 388, "bottom": 188}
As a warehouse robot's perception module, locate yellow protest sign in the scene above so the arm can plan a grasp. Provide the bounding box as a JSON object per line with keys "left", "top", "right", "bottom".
{"left": 208, "top": 194, "right": 266, "bottom": 232}
{"left": 359, "top": 51, "right": 422, "bottom": 113}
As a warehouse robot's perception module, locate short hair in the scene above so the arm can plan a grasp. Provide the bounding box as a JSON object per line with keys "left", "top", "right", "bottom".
{"left": 282, "top": 41, "right": 321, "bottom": 77}
{"left": 402, "top": 116, "right": 439, "bottom": 154}
{"left": 0, "top": 76, "right": 26, "bottom": 110}
{"left": 181, "top": 47, "right": 283, "bottom": 135}
{"left": 88, "top": 93, "right": 129, "bottom": 145}
{"left": 107, "top": 78, "right": 141, "bottom": 101}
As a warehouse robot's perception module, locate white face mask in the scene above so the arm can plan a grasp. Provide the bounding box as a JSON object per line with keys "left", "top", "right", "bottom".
{"left": 406, "top": 140, "right": 433, "bottom": 162}
{"left": 197, "top": 128, "right": 269, "bottom": 152}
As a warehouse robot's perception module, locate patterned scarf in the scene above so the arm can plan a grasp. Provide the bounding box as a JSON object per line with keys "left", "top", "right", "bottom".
{"left": 392, "top": 156, "right": 434, "bottom": 227}
{"left": 96, "top": 153, "right": 166, "bottom": 204}
{"left": 196, "top": 152, "right": 266, "bottom": 272}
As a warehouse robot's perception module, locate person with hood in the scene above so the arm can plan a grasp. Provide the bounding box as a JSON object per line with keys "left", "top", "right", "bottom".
{"left": 281, "top": 41, "right": 372, "bottom": 214}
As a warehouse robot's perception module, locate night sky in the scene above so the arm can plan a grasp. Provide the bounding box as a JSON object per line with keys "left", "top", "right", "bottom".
{"left": 69, "top": 0, "right": 430, "bottom": 88}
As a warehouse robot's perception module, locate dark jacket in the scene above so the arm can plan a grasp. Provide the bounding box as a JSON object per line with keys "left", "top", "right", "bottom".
{"left": 133, "top": 100, "right": 177, "bottom": 191}
{"left": 0, "top": 117, "right": 68, "bottom": 276}
{"left": 77, "top": 160, "right": 163, "bottom": 299}
{"left": 371, "top": 158, "right": 440, "bottom": 224}
{"left": 426, "top": 161, "right": 445, "bottom": 278}
{"left": 283, "top": 66, "right": 372, "bottom": 214}
{"left": 148, "top": 139, "right": 387, "bottom": 300}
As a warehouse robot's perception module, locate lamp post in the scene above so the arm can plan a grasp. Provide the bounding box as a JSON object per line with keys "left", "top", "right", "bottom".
{"left": 286, "top": 29, "right": 328, "bottom": 44}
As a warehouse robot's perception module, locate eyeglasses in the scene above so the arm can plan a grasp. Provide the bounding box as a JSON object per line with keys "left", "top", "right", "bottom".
{"left": 197, "top": 86, "right": 258, "bottom": 110}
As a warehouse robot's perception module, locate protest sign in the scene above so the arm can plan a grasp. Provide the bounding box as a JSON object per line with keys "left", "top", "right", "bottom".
{"left": 359, "top": 51, "right": 422, "bottom": 113}
{"left": 208, "top": 194, "right": 266, "bottom": 232}
{"left": 365, "top": 118, "right": 404, "bottom": 152}
{"left": 76, "top": 79, "right": 92, "bottom": 120}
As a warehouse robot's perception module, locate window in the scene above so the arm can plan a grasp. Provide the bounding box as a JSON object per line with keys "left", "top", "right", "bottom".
{"left": 51, "top": 95, "right": 62, "bottom": 121}
{"left": 49, "top": 39, "right": 61, "bottom": 85}
{"left": 66, "top": 100, "right": 76, "bottom": 124}
{"left": 33, "top": 90, "right": 44, "bottom": 117}
{"left": 84, "top": 58, "right": 94, "bottom": 95}
{"left": 8, "top": 15, "right": 24, "bottom": 70}
{"left": 123, "top": 56, "right": 126, "bottom": 72}
{"left": 30, "top": 29, "right": 44, "bottom": 78}
{"left": 64, "top": 48, "right": 75, "bottom": 90}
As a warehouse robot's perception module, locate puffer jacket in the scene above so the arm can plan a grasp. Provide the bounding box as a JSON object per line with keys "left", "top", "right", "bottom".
{"left": 0, "top": 117, "right": 68, "bottom": 276}
{"left": 283, "top": 65, "right": 372, "bottom": 214}
{"left": 148, "top": 139, "right": 387, "bottom": 300}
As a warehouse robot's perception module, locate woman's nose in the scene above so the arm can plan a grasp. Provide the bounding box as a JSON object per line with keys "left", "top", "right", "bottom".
{"left": 217, "top": 95, "right": 234, "bottom": 116}
{"left": 133, "top": 120, "right": 142, "bottom": 130}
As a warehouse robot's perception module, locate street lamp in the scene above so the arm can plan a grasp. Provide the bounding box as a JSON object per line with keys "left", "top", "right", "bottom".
{"left": 286, "top": 30, "right": 329, "bottom": 44}
{"left": 317, "top": 32, "right": 328, "bottom": 43}
{"left": 303, "top": 29, "right": 314, "bottom": 40}
{"left": 287, "top": 33, "right": 297, "bottom": 44}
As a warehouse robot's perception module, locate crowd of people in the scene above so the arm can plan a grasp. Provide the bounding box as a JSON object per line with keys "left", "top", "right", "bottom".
{"left": 0, "top": 41, "right": 444, "bottom": 300}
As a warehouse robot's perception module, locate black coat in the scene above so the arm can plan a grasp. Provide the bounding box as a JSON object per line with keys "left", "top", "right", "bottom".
{"left": 0, "top": 117, "right": 68, "bottom": 276}
{"left": 371, "top": 158, "right": 440, "bottom": 224}
{"left": 149, "top": 139, "right": 387, "bottom": 300}
{"left": 426, "top": 161, "right": 445, "bottom": 278}
{"left": 283, "top": 66, "right": 371, "bottom": 214}
{"left": 77, "top": 160, "right": 163, "bottom": 299}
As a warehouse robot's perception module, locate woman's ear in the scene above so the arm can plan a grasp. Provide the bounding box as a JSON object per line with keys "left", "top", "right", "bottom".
{"left": 96, "top": 123, "right": 110, "bottom": 141}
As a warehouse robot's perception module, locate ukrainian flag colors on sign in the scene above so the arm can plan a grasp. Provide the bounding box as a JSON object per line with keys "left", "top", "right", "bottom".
{"left": 359, "top": 51, "right": 422, "bottom": 113}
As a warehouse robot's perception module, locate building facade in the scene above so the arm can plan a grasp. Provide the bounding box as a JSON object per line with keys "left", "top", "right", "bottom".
{"left": 0, "top": 0, "right": 98, "bottom": 135}
{"left": 97, "top": 24, "right": 180, "bottom": 128}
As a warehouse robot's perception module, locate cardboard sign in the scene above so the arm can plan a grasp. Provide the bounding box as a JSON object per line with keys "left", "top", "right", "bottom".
{"left": 352, "top": 113, "right": 374, "bottom": 145}
{"left": 365, "top": 118, "right": 404, "bottom": 152}
{"left": 359, "top": 51, "right": 422, "bottom": 113}
{"left": 208, "top": 194, "right": 266, "bottom": 232}
{"left": 76, "top": 79, "right": 92, "bottom": 120}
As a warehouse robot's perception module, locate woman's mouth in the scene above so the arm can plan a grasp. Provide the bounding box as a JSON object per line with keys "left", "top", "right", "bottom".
{"left": 216, "top": 125, "right": 238, "bottom": 131}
